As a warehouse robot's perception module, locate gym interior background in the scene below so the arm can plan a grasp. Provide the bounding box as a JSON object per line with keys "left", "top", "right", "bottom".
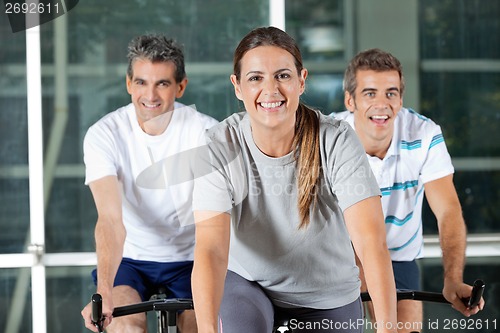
{"left": 0, "top": 0, "right": 498, "bottom": 332}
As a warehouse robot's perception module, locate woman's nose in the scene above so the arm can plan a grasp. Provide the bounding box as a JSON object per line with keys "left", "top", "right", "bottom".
{"left": 263, "top": 79, "right": 279, "bottom": 96}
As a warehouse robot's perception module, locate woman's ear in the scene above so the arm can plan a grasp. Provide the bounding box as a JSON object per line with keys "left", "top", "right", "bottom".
{"left": 299, "top": 68, "right": 308, "bottom": 95}
{"left": 230, "top": 74, "right": 243, "bottom": 101}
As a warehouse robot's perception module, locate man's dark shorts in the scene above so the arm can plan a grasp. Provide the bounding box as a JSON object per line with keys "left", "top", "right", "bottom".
{"left": 92, "top": 258, "right": 193, "bottom": 301}
{"left": 392, "top": 260, "right": 421, "bottom": 290}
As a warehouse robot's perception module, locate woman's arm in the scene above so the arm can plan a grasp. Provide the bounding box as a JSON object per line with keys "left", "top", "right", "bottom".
{"left": 344, "top": 196, "right": 398, "bottom": 333}
{"left": 192, "top": 211, "right": 231, "bottom": 333}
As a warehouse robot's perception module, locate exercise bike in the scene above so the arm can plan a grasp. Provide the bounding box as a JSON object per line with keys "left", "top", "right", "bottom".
{"left": 90, "top": 279, "right": 484, "bottom": 333}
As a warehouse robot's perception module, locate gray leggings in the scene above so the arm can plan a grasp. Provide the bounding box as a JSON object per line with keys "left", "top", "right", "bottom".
{"left": 219, "top": 271, "right": 364, "bottom": 333}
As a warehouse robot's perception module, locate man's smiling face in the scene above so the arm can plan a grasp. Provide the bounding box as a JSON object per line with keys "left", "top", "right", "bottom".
{"left": 126, "top": 58, "right": 187, "bottom": 130}
{"left": 344, "top": 69, "right": 403, "bottom": 156}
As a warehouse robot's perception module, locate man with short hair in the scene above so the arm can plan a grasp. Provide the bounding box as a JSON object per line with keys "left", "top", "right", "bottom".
{"left": 334, "top": 48, "right": 484, "bottom": 333}
{"left": 81, "top": 34, "right": 217, "bottom": 332}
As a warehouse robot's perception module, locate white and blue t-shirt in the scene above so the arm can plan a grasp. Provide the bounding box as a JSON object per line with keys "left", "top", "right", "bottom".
{"left": 334, "top": 108, "right": 454, "bottom": 261}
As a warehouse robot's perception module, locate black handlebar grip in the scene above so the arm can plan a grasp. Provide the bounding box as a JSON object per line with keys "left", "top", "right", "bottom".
{"left": 91, "top": 293, "right": 104, "bottom": 332}
{"left": 467, "top": 279, "right": 485, "bottom": 309}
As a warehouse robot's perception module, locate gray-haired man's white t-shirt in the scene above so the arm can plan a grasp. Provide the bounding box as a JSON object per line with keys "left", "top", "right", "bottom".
{"left": 193, "top": 111, "right": 380, "bottom": 309}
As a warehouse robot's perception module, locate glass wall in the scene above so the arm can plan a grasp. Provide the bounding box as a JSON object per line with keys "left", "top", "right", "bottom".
{"left": 0, "top": 0, "right": 498, "bottom": 332}
{"left": 418, "top": 2, "right": 500, "bottom": 329}
{"left": 0, "top": 8, "right": 29, "bottom": 255}
{"left": 0, "top": 268, "right": 32, "bottom": 333}
{"left": 46, "top": 266, "right": 94, "bottom": 333}
{"left": 0, "top": 7, "right": 33, "bottom": 333}
{"left": 422, "top": 258, "right": 500, "bottom": 333}
{"left": 286, "top": 0, "right": 350, "bottom": 114}
{"left": 419, "top": 0, "right": 500, "bottom": 235}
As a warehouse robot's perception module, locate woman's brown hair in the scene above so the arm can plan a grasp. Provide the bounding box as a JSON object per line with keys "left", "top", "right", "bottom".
{"left": 232, "top": 26, "right": 321, "bottom": 228}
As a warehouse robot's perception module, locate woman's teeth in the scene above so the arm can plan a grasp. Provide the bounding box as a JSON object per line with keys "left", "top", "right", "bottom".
{"left": 260, "top": 101, "right": 283, "bottom": 108}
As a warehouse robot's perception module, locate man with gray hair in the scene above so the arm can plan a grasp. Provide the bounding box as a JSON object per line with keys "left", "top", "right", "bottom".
{"left": 81, "top": 34, "right": 217, "bottom": 332}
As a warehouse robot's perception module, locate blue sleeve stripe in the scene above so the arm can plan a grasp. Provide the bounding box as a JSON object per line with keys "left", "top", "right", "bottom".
{"left": 407, "top": 108, "right": 429, "bottom": 121}
{"left": 381, "top": 189, "right": 391, "bottom": 196}
{"left": 385, "top": 211, "right": 413, "bottom": 226}
{"left": 400, "top": 140, "right": 422, "bottom": 150}
{"left": 380, "top": 180, "right": 419, "bottom": 196}
{"left": 388, "top": 223, "right": 421, "bottom": 252}
{"left": 429, "top": 134, "right": 444, "bottom": 149}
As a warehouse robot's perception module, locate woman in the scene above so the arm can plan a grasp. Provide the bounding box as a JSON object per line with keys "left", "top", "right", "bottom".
{"left": 191, "top": 26, "right": 397, "bottom": 333}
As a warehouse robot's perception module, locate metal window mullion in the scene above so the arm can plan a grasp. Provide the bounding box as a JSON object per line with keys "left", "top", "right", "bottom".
{"left": 26, "top": 17, "right": 47, "bottom": 333}
{"left": 421, "top": 59, "right": 500, "bottom": 72}
{"left": 269, "top": 0, "right": 285, "bottom": 30}
{"left": 343, "top": 0, "right": 356, "bottom": 61}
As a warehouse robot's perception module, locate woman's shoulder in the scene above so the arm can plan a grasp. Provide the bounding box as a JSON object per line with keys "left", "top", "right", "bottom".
{"left": 206, "top": 112, "right": 247, "bottom": 141}
{"left": 317, "top": 110, "right": 351, "bottom": 134}
{"left": 313, "top": 110, "right": 362, "bottom": 157}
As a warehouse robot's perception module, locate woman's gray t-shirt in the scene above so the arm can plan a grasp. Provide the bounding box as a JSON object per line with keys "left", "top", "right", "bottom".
{"left": 193, "top": 111, "right": 380, "bottom": 309}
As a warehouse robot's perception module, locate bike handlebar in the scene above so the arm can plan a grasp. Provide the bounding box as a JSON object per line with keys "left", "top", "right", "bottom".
{"left": 91, "top": 293, "right": 104, "bottom": 333}
{"left": 112, "top": 298, "right": 194, "bottom": 318}
{"left": 361, "top": 290, "right": 448, "bottom": 303}
{"left": 90, "top": 279, "right": 484, "bottom": 325}
{"left": 360, "top": 279, "right": 485, "bottom": 309}
{"left": 467, "top": 279, "right": 485, "bottom": 308}
{"left": 89, "top": 294, "right": 193, "bottom": 332}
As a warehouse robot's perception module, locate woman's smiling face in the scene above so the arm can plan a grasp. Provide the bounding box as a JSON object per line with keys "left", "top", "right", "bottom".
{"left": 231, "top": 45, "right": 307, "bottom": 131}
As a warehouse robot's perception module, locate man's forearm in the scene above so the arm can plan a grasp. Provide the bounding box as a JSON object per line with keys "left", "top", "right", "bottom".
{"left": 439, "top": 214, "right": 467, "bottom": 283}
{"left": 95, "top": 219, "right": 126, "bottom": 294}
